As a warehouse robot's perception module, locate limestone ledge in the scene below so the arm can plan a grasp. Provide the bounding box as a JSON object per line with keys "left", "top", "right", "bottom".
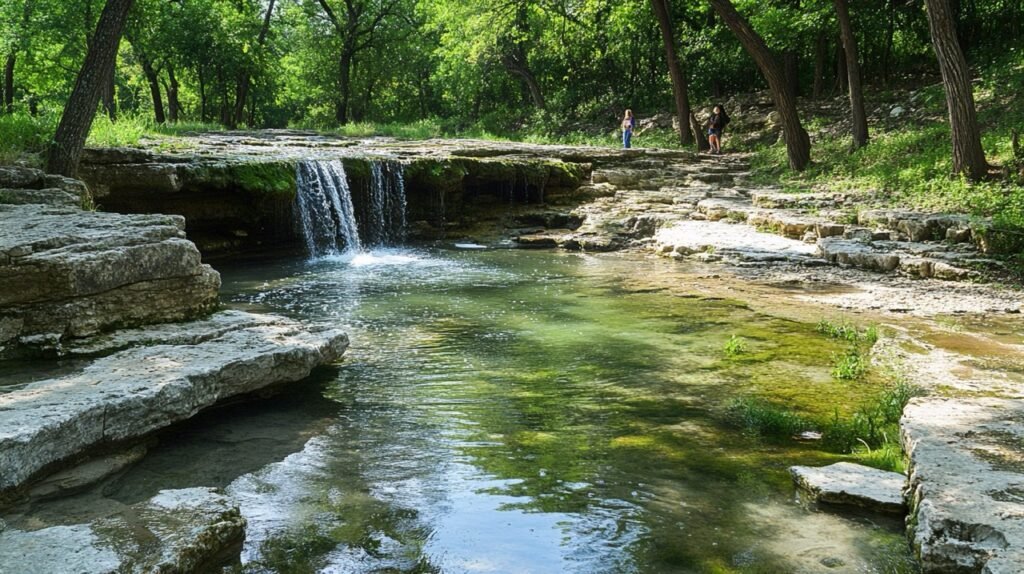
{"left": 0, "top": 313, "right": 348, "bottom": 495}
{"left": 902, "top": 397, "right": 1024, "bottom": 573}
{"left": 0, "top": 487, "right": 245, "bottom": 574}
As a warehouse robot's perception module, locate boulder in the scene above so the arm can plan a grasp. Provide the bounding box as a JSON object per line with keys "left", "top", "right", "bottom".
{"left": 902, "top": 397, "right": 1024, "bottom": 574}
{"left": 790, "top": 462, "right": 906, "bottom": 514}
{"left": 0, "top": 316, "right": 348, "bottom": 494}
{"left": 0, "top": 205, "right": 220, "bottom": 356}
{"left": 0, "top": 487, "right": 245, "bottom": 573}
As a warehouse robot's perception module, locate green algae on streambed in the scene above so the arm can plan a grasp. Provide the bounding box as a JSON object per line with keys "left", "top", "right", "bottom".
{"left": 11, "top": 248, "right": 917, "bottom": 573}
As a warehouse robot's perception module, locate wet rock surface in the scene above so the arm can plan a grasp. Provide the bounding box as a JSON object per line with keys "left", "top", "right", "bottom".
{"left": 790, "top": 462, "right": 906, "bottom": 514}
{"left": 0, "top": 487, "right": 245, "bottom": 573}
{"left": 902, "top": 398, "right": 1024, "bottom": 573}
{"left": 0, "top": 313, "right": 348, "bottom": 495}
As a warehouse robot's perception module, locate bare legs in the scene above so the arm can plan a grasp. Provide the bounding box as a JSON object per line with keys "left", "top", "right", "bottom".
{"left": 708, "top": 133, "right": 721, "bottom": 154}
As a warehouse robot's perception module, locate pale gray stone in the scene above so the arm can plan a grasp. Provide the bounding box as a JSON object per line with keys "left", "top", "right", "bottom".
{"left": 790, "top": 462, "right": 906, "bottom": 514}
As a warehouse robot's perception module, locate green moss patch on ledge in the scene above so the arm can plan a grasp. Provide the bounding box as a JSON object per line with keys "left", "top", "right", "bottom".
{"left": 227, "top": 161, "right": 298, "bottom": 199}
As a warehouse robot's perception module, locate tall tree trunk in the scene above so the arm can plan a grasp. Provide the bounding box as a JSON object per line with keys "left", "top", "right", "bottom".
{"left": 198, "top": 68, "right": 207, "bottom": 122}
{"left": 3, "top": 54, "right": 14, "bottom": 113}
{"left": 812, "top": 32, "right": 826, "bottom": 99}
{"left": 138, "top": 54, "right": 165, "bottom": 124}
{"left": 835, "top": 0, "right": 868, "bottom": 148}
{"left": 882, "top": 0, "right": 895, "bottom": 84}
{"left": 47, "top": 0, "right": 134, "bottom": 177}
{"left": 834, "top": 37, "right": 847, "bottom": 95}
{"left": 650, "top": 0, "right": 695, "bottom": 147}
{"left": 101, "top": 64, "right": 116, "bottom": 120}
{"left": 784, "top": 51, "right": 799, "bottom": 99}
{"left": 337, "top": 49, "right": 352, "bottom": 124}
{"left": 924, "top": 0, "right": 987, "bottom": 179}
{"left": 165, "top": 64, "right": 179, "bottom": 123}
{"left": 708, "top": 0, "right": 810, "bottom": 170}
{"left": 233, "top": 0, "right": 275, "bottom": 128}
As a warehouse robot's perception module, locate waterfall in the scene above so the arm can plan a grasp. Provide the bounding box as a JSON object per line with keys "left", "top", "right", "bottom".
{"left": 294, "top": 160, "right": 362, "bottom": 257}
{"left": 361, "top": 160, "right": 407, "bottom": 246}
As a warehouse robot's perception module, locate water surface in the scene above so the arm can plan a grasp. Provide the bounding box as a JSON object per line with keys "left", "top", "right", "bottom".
{"left": 208, "top": 248, "right": 914, "bottom": 573}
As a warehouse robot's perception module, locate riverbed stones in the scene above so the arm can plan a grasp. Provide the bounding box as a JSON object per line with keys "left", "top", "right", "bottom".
{"left": 790, "top": 462, "right": 906, "bottom": 514}
{"left": 902, "top": 397, "right": 1024, "bottom": 573}
{"left": 0, "top": 487, "right": 245, "bottom": 573}
{"left": 0, "top": 204, "right": 220, "bottom": 356}
{"left": 0, "top": 317, "right": 348, "bottom": 494}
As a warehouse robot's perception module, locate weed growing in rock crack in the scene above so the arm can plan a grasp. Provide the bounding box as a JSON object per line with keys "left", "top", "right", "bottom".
{"left": 723, "top": 335, "right": 747, "bottom": 357}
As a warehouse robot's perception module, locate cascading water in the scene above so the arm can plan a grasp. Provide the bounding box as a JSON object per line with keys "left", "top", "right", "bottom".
{"left": 294, "top": 160, "right": 362, "bottom": 257}
{"left": 362, "top": 160, "right": 407, "bottom": 246}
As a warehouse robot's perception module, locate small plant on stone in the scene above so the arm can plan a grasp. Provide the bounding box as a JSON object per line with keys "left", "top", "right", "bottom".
{"left": 723, "top": 335, "right": 747, "bottom": 357}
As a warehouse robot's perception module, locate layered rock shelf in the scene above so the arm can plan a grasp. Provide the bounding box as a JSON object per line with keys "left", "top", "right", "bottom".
{"left": 0, "top": 487, "right": 245, "bottom": 573}
{"left": 0, "top": 313, "right": 347, "bottom": 496}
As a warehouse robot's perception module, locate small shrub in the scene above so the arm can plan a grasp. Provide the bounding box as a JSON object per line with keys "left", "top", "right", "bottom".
{"left": 723, "top": 334, "right": 747, "bottom": 357}
{"left": 831, "top": 349, "right": 868, "bottom": 380}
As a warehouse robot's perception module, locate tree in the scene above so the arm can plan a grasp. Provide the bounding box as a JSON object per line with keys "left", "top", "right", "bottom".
{"left": 232, "top": 0, "right": 276, "bottom": 128}
{"left": 924, "top": 0, "right": 988, "bottom": 180}
{"left": 650, "top": 0, "right": 695, "bottom": 147}
{"left": 47, "top": 0, "right": 134, "bottom": 177}
{"left": 315, "top": 0, "right": 401, "bottom": 125}
{"left": 834, "top": 0, "right": 867, "bottom": 148}
{"left": 707, "top": 0, "right": 811, "bottom": 170}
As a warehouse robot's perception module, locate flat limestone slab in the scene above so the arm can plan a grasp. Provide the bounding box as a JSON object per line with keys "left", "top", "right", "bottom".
{"left": 654, "top": 220, "right": 816, "bottom": 262}
{"left": 790, "top": 462, "right": 906, "bottom": 514}
{"left": 0, "top": 317, "right": 348, "bottom": 494}
{"left": 902, "top": 397, "right": 1024, "bottom": 573}
{"left": 0, "top": 487, "right": 244, "bottom": 573}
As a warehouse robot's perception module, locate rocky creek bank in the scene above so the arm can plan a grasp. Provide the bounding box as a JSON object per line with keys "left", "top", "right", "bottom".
{"left": 0, "top": 165, "right": 348, "bottom": 570}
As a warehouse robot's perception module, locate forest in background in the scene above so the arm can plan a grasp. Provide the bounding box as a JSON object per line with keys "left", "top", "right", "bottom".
{"left": 1, "top": 0, "right": 1019, "bottom": 134}
{"left": 1, "top": 0, "right": 1023, "bottom": 246}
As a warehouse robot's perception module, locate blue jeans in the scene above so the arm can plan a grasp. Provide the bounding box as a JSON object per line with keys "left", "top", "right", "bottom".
{"left": 623, "top": 129, "right": 632, "bottom": 149}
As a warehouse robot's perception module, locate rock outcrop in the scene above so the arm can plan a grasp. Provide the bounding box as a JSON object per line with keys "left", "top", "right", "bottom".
{"left": 0, "top": 487, "right": 245, "bottom": 573}
{"left": 0, "top": 313, "right": 348, "bottom": 496}
{"left": 0, "top": 204, "right": 220, "bottom": 357}
{"left": 790, "top": 462, "right": 906, "bottom": 514}
{"left": 902, "top": 398, "right": 1024, "bottom": 574}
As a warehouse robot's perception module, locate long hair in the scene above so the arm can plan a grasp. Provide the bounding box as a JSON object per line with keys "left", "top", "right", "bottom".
{"left": 714, "top": 104, "right": 729, "bottom": 124}
{"left": 624, "top": 108, "right": 633, "bottom": 119}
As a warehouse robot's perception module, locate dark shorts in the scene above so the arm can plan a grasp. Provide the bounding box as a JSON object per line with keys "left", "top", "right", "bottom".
{"left": 708, "top": 128, "right": 720, "bottom": 136}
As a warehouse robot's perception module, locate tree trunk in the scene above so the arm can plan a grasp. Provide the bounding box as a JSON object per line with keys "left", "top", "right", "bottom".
{"left": 650, "top": 0, "right": 694, "bottom": 146}
{"left": 882, "top": 0, "right": 895, "bottom": 84}
{"left": 812, "top": 32, "right": 826, "bottom": 99}
{"left": 337, "top": 49, "right": 352, "bottom": 124}
{"left": 784, "top": 50, "right": 799, "bottom": 99}
{"left": 47, "top": 0, "right": 134, "bottom": 177}
{"left": 834, "top": 37, "right": 847, "bottom": 95}
{"left": 139, "top": 55, "right": 165, "bottom": 124}
{"left": 165, "top": 64, "right": 179, "bottom": 123}
{"left": 835, "top": 0, "right": 868, "bottom": 148}
{"left": 233, "top": 0, "right": 275, "bottom": 128}
{"left": 689, "top": 111, "right": 710, "bottom": 151}
{"left": 924, "top": 0, "right": 987, "bottom": 179}
{"left": 198, "top": 68, "right": 207, "bottom": 122}
{"left": 3, "top": 54, "right": 14, "bottom": 113}
{"left": 101, "top": 63, "right": 116, "bottom": 120}
{"left": 708, "top": 0, "right": 810, "bottom": 170}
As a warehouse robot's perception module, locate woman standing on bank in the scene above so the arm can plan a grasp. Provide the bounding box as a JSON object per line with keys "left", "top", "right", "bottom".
{"left": 621, "top": 109, "right": 635, "bottom": 149}
{"left": 706, "top": 105, "right": 729, "bottom": 154}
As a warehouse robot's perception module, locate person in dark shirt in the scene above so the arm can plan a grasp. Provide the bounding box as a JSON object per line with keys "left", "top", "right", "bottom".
{"left": 621, "top": 109, "right": 635, "bottom": 149}
{"left": 706, "top": 105, "right": 730, "bottom": 154}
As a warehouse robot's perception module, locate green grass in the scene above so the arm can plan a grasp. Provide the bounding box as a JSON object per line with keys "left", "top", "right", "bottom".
{"left": 831, "top": 349, "right": 868, "bottom": 380}
{"left": 816, "top": 319, "right": 879, "bottom": 381}
{"left": 726, "top": 398, "right": 812, "bottom": 438}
